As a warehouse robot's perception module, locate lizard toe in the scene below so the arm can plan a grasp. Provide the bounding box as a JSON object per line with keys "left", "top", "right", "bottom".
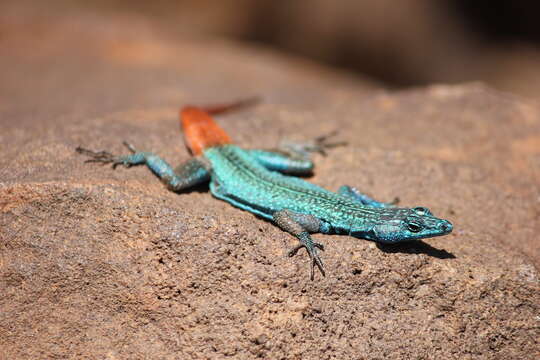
{"left": 288, "top": 244, "right": 304, "bottom": 257}
{"left": 287, "top": 243, "right": 326, "bottom": 280}
{"left": 77, "top": 147, "right": 117, "bottom": 165}
{"left": 311, "top": 254, "right": 326, "bottom": 281}
{"left": 288, "top": 242, "right": 324, "bottom": 257}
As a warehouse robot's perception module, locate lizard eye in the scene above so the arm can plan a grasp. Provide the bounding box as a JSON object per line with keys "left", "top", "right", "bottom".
{"left": 407, "top": 222, "right": 423, "bottom": 233}
{"left": 413, "top": 207, "right": 431, "bottom": 216}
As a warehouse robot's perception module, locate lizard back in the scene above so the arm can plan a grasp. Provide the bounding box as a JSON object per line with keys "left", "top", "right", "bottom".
{"left": 204, "top": 145, "right": 384, "bottom": 231}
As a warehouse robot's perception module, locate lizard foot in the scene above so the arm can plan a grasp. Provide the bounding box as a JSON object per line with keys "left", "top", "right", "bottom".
{"left": 280, "top": 130, "right": 347, "bottom": 158}
{"left": 76, "top": 147, "right": 117, "bottom": 164}
{"left": 288, "top": 242, "right": 326, "bottom": 280}
{"left": 312, "top": 130, "right": 348, "bottom": 156}
{"left": 76, "top": 141, "right": 139, "bottom": 169}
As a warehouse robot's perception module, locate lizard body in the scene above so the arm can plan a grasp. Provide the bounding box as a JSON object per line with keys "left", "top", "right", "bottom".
{"left": 77, "top": 99, "right": 453, "bottom": 279}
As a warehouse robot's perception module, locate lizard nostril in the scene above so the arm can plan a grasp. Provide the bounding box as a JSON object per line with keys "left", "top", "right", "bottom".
{"left": 440, "top": 221, "right": 453, "bottom": 233}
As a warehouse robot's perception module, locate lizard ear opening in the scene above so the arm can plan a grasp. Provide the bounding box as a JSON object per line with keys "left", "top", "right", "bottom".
{"left": 412, "top": 206, "right": 432, "bottom": 216}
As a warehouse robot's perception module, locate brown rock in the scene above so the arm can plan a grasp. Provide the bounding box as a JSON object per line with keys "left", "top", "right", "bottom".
{"left": 1, "top": 4, "right": 539, "bottom": 360}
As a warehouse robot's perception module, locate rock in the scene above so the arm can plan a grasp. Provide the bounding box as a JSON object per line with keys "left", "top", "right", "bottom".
{"left": 1, "top": 5, "right": 539, "bottom": 360}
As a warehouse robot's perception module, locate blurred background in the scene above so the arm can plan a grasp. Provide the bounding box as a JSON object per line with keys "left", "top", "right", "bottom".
{"left": 7, "top": 0, "right": 540, "bottom": 97}
{"left": 7, "top": 0, "right": 540, "bottom": 98}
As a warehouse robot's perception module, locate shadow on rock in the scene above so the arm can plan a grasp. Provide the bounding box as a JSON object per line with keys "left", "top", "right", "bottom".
{"left": 376, "top": 240, "right": 456, "bottom": 259}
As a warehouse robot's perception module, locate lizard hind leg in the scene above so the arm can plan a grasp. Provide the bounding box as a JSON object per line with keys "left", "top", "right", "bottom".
{"left": 273, "top": 209, "right": 325, "bottom": 280}
{"left": 76, "top": 141, "right": 210, "bottom": 192}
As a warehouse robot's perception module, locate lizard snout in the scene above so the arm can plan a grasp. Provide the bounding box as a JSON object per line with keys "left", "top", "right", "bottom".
{"left": 439, "top": 220, "right": 453, "bottom": 234}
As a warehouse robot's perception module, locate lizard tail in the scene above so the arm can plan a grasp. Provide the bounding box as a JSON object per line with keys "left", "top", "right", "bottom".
{"left": 180, "top": 97, "right": 260, "bottom": 155}
{"left": 197, "top": 96, "right": 261, "bottom": 115}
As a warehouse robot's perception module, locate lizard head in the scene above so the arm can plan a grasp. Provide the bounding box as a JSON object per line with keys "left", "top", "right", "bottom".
{"left": 352, "top": 206, "right": 453, "bottom": 244}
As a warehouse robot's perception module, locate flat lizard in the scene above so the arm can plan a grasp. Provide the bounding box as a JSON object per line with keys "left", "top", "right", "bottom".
{"left": 77, "top": 99, "right": 453, "bottom": 280}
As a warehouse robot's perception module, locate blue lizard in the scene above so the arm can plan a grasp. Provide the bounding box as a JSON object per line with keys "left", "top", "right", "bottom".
{"left": 77, "top": 99, "right": 453, "bottom": 280}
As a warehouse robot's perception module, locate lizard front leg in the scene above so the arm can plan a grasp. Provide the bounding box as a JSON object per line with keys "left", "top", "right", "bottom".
{"left": 273, "top": 209, "right": 325, "bottom": 280}
{"left": 338, "top": 185, "right": 399, "bottom": 208}
{"left": 248, "top": 131, "right": 347, "bottom": 175}
{"left": 247, "top": 150, "right": 315, "bottom": 175}
{"left": 76, "top": 142, "right": 210, "bottom": 191}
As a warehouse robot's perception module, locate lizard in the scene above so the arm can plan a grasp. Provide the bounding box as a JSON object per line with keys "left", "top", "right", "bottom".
{"left": 76, "top": 99, "right": 453, "bottom": 280}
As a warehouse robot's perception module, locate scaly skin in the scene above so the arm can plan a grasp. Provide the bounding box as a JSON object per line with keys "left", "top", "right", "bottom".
{"left": 77, "top": 101, "right": 453, "bottom": 280}
{"left": 206, "top": 145, "right": 452, "bottom": 241}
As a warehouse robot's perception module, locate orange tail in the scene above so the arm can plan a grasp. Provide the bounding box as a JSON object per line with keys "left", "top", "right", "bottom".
{"left": 180, "top": 97, "right": 259, "bottom": 155}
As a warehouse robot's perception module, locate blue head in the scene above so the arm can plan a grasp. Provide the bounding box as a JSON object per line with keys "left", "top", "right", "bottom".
{"left": 350, "top": 206, "right": 453, "bottom": 244}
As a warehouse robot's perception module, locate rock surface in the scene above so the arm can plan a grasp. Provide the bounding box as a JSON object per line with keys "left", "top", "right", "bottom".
{"left": 1, "top": 5, "right": 539, "bottom": 360}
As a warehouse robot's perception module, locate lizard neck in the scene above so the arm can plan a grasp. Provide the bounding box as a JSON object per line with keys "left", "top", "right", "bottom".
{"left": 311, "top": 210, "right": 374, "bottom": 237}
{"left": 324, "top": 208, "right": 383, "bottom": 237}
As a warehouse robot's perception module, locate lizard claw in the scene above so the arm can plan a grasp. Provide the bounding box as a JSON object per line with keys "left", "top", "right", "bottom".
{"left": 288, "top": 242, "right": 326, "bottom": 280}
{"left": 122, "top": 141, "right": 138, "bottom": 154}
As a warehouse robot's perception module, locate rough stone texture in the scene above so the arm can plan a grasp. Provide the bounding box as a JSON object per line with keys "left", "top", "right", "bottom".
{"left": 1, "top": 5, "right": 539, "bottom": 360}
